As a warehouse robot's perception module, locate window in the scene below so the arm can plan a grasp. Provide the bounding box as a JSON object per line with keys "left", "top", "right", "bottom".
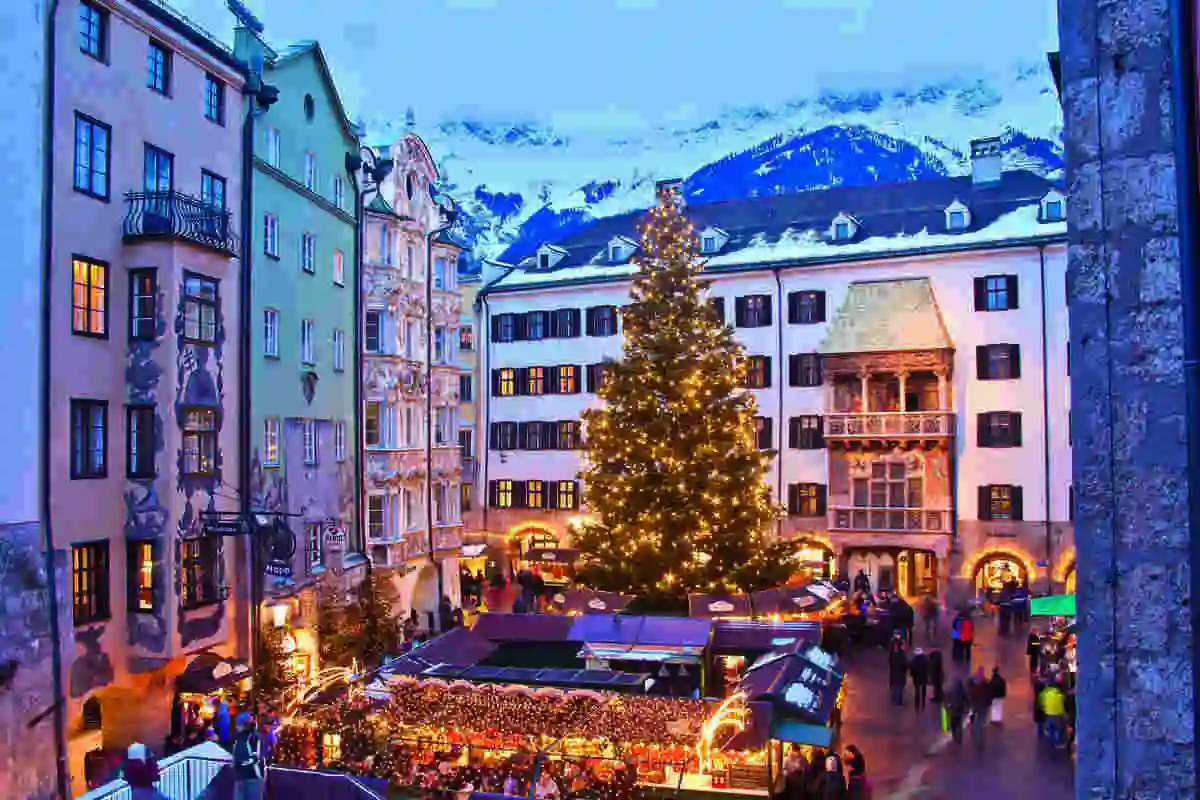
{"left": 333, "top": 421, "right": 347, "bottom": 463}
{"left": 146, "top": 41, "right": 170, "bottom": 94}
{"left": 405, "top": 320, "right": 418, "bottom": 358}
{"left": 434, "top": 327, "right": 447, "bottom": 363}
{"left": 493, "top": 479, "right": 514, "bottom": 508}
{"left": 525, "top": 366, "right": 545, "bottom": 395}
{"left": 127, "top": 540, "right": 156, "bottom": 613}
{"left": 367, "top": 496, "right": 385, "bottom": 541}
{"left": 523, "top": 421, "right": 545, "bottom": 450}
{"left": 702, "top": 235, "right": 716, "bottom": 253}
{"left": 263, "top": 308, "right": 279, "bottom": 357}
{"left": 975, "top": 275, "right": 1019, "bottom": 311}
{"left": 977, "top": 344, "right": 1021, "bottom": 380}
{"left": 461, "top": 483, "right": 473, "bottom": 512}
{"left": 557, "top": 480, "right": 579, "bottom": 510}
{"left": 79, "top": 2, "right": 107, "bottom": 61}
{"left": 787, "top": 291, "right": 826, "bottom": 325}
{"left": 264, "top": 127, "right": 281, "bottom": 167}
{"left": 204, "top": 74, "right": 225, "bottom": 125}
{"left": 303, "top": 419, "right": 318, "bottom": 465}
{"left": 333, "top": 176, "right": 345, "bottom": 209}
{"left": 789, "top": 353, "right": 822, "bottom": 387}
{"left": 329, "top": 328, "right": 345, "bottom": 372}
{"left": 72, "top": 256, "right": 107, "bottom": 337}
{"left": 181, "top": 408, "right": 217, "bottom": 476}
{"left": 460, "top": 374, "right": 473, "bottom": 402}
{"left": 306, "top": 523, "right": 323, "bottom": 572}
{"left": 587, "top": 363, "right": 611, "bottom": 393}
{"left": 789, "top": 415, "right": 824, "bottom": 449}
{"left": 526, "top": 480, "right": 545, "bottom": 508}
{"left": 364, "top": 310, "right": 381, "bottom": 353}
{"left": 301, "top": 153, "right": 317, "bottom": 192}
{"left": 300, "top": 233, "right": 316, "bottom": 273}
{"left": 70, "top": 399, "right": 107, "bottom": 479}
{"left": 72, "top": 541, "right": 109, "bottom": 625}
{"left": 948, "top": 210, "right": 967, "bottom": 230}
{"left": 735, "top": 295, "right": 772, "bottom": 328}
{"left": 494, "top": 314, "right": 517, "bottom": 343}
{"left": 126, "top": 406, "right": 155, "bottom": 479}
{"left": 754, "top": 417, "right": 773, "bottom": 450}
{"left": 1069, "top": 485, "right": 1075, "bottom": 520}
{"left": 459, "top": 428, "right": 473, "bottom": 460}
{"left": 126, "top": 269, "right": 157, "bottom": 342}
{"left": 434, "top": 257, "right": 448, "bottom": 290}
{"left": 182, "top": 274, "right": 218, "bottom": 344}
{"left": 491, "top": 421, "right": 518, "bottom": 450}
{"left": 587, "top": 306, "right": 618, "bottom": 337}
{"left": 73, "top": 114, "right": 110, "bottom": 199}
{"left": 977, "top": 412, "right": 1023, "bottom": 448}
{"left": 554, "top": 308, "right": 581, "bottom": 337}
{"left": 833, "top": 221, "right": 851, "bottom": 241}
{"left": 788, "top": 484, "right": 826, "bottom": 517}
{"left": 1045, "top": 200, "right": 1064, "bottom": 221}
{"left": 263, "top": 214, "right": 279, "bottom": 257}
{"left": 558, "top": 420, "right": 581, "bottom": 450}
{"left": 365, "top": 403, "right": 381, "bottom": 447}
{"left": 200, "top": 171, "right": 226, "bottom": 211}
{"left": 852, "top": 461, "right": 920, "bottom": 509}
{"left": 180, "top": 536, "right": 219, "bottom": 609}
{"left": 494, "top": 368, "right": 517, "bottom": 397}
{"left": 744, "top": 356, "right": 771, "bottom": 389}
{"left": 979, "top": 484, "right": 1023, "bottom": 521}
{"left": 333, "top": 249, "right": 345, "bottom": 286}
{"left": 264, "top": 418, "right": 280, "bottom": 466}
{"left": 300, "top": 319, "right": 315, "bottom": 364}
{"left": 460, "top": 325, "right": 474, "bottom": 351}
{"left": 380, "top": 228, "right": 395, "bottom": 266}
{"left": 143, "top": 144, "right": 173, "bottom": 193}
{"left": 709, "top": 297, "right": 726, "bottom": 324}
{"left": 526, "top": 311, "right": 548, "bottom": 340}
{"left": 557, "top": 365, "right": 579, "bottom": 394}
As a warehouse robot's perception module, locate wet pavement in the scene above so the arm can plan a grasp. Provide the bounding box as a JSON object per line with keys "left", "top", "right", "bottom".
{"left": 838, "top": 612, "right": 1075, "bottom": 798}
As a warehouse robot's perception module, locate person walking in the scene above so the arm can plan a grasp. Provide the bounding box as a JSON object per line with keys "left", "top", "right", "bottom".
{"left": 920, "top": 593, "right": 939, "bottom": 640}
{"left": 945, "top": 680, "right": 968, "bottom": 745}
{"left": 231, "top": 713, "right": 264, "bottom": 800}
{"left": 967, "top": 668, "right": 992, "bottom": 748}
{"left": 988, "top": 666, "right": 1007, "bottom": 724}
{"left": 909, "top": 648, "right": 930, "bottom": 711}
{"left": 888, "top": 644, "right": 908, "bottom": 707}
{"left": 1039, "top": 679, "right": 1068, "bottom": 748}
{"left": 819, "top": 752, "right": 847, "bottom": 799}
{"left": 843, "top": 745, "right": 869, "bottom": 799}
{"left": 1026, "top": 627, "right": 1041, "bottom": 675}
{"left": 949, "top": 613, "right": 963, "bottom": 663}
{"left": 959, "top": 614, "right": 976, "bottom": 666}
{"left": 928, "top": 648, "right": 946, "bottom": 705}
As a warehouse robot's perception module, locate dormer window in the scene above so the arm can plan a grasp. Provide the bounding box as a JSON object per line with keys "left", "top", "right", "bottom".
{"left": 606, "top": 236, "right": 637, "bottom": 264}
{"left": 534, "top": 244, "right": 567, "bottom": 270}
{"left": 702, "top": 236, "right": 715, "bottom": 252}
{"left": 834, "top": 222, "right": 850, "bottom": 240}
{"left": 1040, "top": 190, "right": 1066, "bottom": 223}
{"left": 609, "top": 244, "right": 621, "bottom": 263}
{"left": 830, "top": 214, "right": 857, "bottom": 242}
{"left": 539, "top": 253, "right": 550, "bottom": 268}
{"left": 698, "top": 226, "right": 729, "bottom": 254}
{"left": 944, "top": 200, "right": 971, "bottom": 232}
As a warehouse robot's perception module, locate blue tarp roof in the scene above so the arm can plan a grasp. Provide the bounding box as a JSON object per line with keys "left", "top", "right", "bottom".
{"left": 710, "top": 620, "right": 822, "bottom": 653}
{"left": 567, "top": 614, "right": 712, "bottom": 647}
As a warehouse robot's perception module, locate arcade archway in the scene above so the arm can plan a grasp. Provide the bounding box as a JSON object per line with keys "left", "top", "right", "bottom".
{"left": 789, "top": 539, "right": 835, "bottom": 581}
{"left": 973, "top": 552, "right": 1027, "bottom": 593}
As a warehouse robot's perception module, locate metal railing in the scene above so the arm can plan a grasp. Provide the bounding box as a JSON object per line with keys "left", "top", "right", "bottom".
{"left": 830, "top": 506, "right": 950, "bottom": 533}
{"left": 123, "top": 191, "right": 239, "bottom": 255}
{"left": 77, "top": 743, "right": 231, "bottom": 800}
{"left": 824, "top": 411, "right": 955, "bottom": 438}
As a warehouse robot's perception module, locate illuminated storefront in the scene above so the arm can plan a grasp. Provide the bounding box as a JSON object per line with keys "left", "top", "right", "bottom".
{"left": 974, "top": 553, "right": 1027, "bottom": 592}
{"left": 791, "top": 541, "right": 835, "bottom": 581}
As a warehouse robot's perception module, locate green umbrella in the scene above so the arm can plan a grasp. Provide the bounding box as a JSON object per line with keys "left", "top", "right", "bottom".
{"left": 1030, "top": 593, "right": 1075, "bottom": 617}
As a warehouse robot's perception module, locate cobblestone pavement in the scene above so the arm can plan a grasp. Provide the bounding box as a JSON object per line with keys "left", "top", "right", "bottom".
{"left": 838, "top": 614, "right": 1075, "bottom": 799}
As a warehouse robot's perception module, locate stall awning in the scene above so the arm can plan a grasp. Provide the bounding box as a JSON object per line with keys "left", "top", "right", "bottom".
{"left": 773, "top": 720, "right": 834, "bottom": 748}
{"left": 739, "top": 644, "right": 844, "bottom": 726}
{"left": 1031, "top": 594, "right": 1076, "bottom": 617}
{"left": 525, "top": 548, "right": 580, "bottom": 564}
{"left": 752, "top": 583, "right": 842, "bottom": 616}
{"left": 473, "top": 613, "right": 576, "bottom": 643}
{"left": 711, "top": 620, "right": 822, "bottom": 654}
{"left": 175, "top": 653, "right": 252, "bottom": 694}
{"left": 384, "top": 626, "right": 497, "bottom": 675}
{"left": 688, "top": 593, "right": 753, "bottom": 619}
{"left": 580, "top": 643, "right": 705, "bottom": 664}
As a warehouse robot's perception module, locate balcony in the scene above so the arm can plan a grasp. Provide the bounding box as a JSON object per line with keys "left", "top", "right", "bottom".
{"left": 824, "top": 411, "right": 955, "bottom": 439}
{"left": 123, "top": 191, "right": 238, "bottom": 256}
{"left": 830, "top": 506, "right": 950, "bottom": 534}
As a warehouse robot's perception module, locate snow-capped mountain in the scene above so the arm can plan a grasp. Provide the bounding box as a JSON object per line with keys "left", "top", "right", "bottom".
{"left": 366, "top": 61, "right": 1063, "bottom": 272}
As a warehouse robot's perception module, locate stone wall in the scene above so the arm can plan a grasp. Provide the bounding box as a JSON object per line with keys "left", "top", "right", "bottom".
{"left": 1058, "top": 0, "right": 1197, "bottom": 795}
{"left": 0, "top": 522, "right": 70, "bottom": 800}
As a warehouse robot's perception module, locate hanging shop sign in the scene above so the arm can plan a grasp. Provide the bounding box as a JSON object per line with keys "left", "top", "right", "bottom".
{"left": 259, "top": 518, "right": 297, "bottom": 578}
{"left": 203, "top": 516, "right": 247, "bottom": 538}
{"left": 324, "top": 523, "right": 346, "bottom": 545}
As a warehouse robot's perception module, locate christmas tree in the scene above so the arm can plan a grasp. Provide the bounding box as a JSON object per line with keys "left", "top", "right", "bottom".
{"left": 574, "top": 186, "right": 791, "bottom": 603}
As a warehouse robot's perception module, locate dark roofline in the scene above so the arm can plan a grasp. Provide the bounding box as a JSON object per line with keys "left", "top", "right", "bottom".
{"left": 131, "top": 0, "right": 243, "bottom": 73}
{"left": 269, "top": 41, "right": 358, "bottom": 143}
{"left": 480, "top": 233, "right": 1067, "bottom": 298}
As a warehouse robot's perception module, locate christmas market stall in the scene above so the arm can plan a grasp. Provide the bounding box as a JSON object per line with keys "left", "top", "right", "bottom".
{"left": 518, "top": 547, "right": 581, "bottom": 587}
{"left": 170, "top": 652, "right": 252, "bottom": 740}
{"left": 706, "top": 621, "right": 822, "bottom": 699}
{"left": 1031, "top": 593, "right": 1077, "bottom": 686}
{"left": 687, "top": 594, "right": 754, "bottom": 621}
{"left": 550, "top": 588, "right": 634, "bottom": 615}
{"left": 749, "top": 581, "right": 845, "bottom": 621}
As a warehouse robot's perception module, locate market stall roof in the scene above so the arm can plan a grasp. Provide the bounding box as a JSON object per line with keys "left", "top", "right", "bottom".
{"left": 473, "top": 613, "right": 577, "bottom": 643}
{"left": 773, "top": 719, "right": 834, "bottom": 748}
{"left": 549, "top": 588, "right": 632, "bottom": 614}
{"left": 710, "top": 620, "right": 822, "bottom": 654}
{"left": 739, "top": 644, "right": 843, "bottom": 726}
{"left": 1031, "top": 593, "right": 1076, "bottom": 617}
{"left": 384, "top": 626, "right": 497, "bottom": 675}
{"left": 579, "top": 643, "right": 706, "bottom": 664}
{"left": 568, "top": 614, "right": 712, "bottom": 648}
{"left": 175, "top": 652, "right": 252, "bottom": 694}
{"left": 420, "top": 663, "right": 651, "bottom": 692}
{"left": 751, "top": 583, "right": 842, "bottom": 616}
{"left": 688, "top": 593, "right": 753, "bottom": 619}
{"left": 524, "top": 548, "right": 580, "bottom": 564}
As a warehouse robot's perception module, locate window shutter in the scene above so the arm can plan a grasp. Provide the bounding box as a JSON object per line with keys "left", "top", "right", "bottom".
{"left": 978, "top": 486, "right": 992, "bottom": 520}
{"left": 787, "top": 292, "right": 800, "bottom": 324}
{"left": 815, "top": 416, "right": 825, "bottom": 448}
{"left": 490, "top": 369, "right": 501, "bottom": 397}
{"left": 761, "top": 418, "right": 773, "bottom": 449}
{"left": 788, "top": 354, "right": 801, "bottom": 387}
{"left": 814, "top": 291, "right": 827, "bottom": 322}
{"left": 816, "top": 484, "right": 827, "bottom": 515}
{"left": 568, "top": 481, "right": 579, "bottom": 509}
{"left": 546, "top": 421, "right": 560, "bottom": 450}
{"left": 1011, "top": 412, "right": 1023, "bottom": 447}
{"left": 762, "top": 357, "right": 772, "bottom": 388}
{"left": 586, "top": 364, "right": 596, "bottom": 393}
{"left": 787, "top": 484, "right": 799, "bottom": 515}
{"left": 762, "top": 298, "right": 773, "bottom": 327}
{"left": 812, "top": 356, "right": 823, "bottom": 385}
{"left": 735, "top": 297, "right": 747, "bottom": 327}
{"left": 568, "top": 309, "right": 582, "bottom": 338}
{"left": 585, "top": 307, "right": 597, "bottom": 336}
{"left": 976, "top": 345, "right": 989, "bottom": 380}
{"left": 1009, "top": 344, "right": 1022, "bottom": 379}
{"left": 489, "top": 481, "right": 499, "bottom": 507}
{"left": 489, "top": 422, "right": 500, "bottom": 449}
{"left": 515, "top": 367, "right": 529, "bottom": 396}
{"left": 973, "top": 277, "right": 987, "bottom": 311}
{"left": 490, "top": 316, "right": 502, "bottom": 341}
{"left": 788, "top": 417, "right": 800, "bottom": 449}
{"left": 543, "top": 365, "right": 557, "bottom": 394}
{"left": 517, "top": 422, "right": 530, "bottom": 449}
{"left": 548, "top": 310, "right": 561, "bottom": 338}
{"left": 514, "top": 313, "right": 528, "bottom": 341}
{"left": 712, "top": 297, "right": 725, "bottom": 323}
{"left": 513, "top": 480, "right": 528, "bottom": 509}
{"left": 1006, "top": 275, "right": 1020, "bottom": 309}
{"left": 977, "top": 413, "right": 991, "bottom": 447}
{"left": 1011, "top": 486, "right": 1024, "bottom": 521}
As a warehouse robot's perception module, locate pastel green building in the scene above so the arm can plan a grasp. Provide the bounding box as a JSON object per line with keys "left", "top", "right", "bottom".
{"left": 244, "top": 39, "right": 362, "bottom": 589}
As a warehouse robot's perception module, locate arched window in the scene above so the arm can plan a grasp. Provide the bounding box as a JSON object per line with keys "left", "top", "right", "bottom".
{"left": 974, "top": 553, "right": 1027, "bottom": 592}
{"left": 82, "top": 696, "right": 102, "bottom": 731}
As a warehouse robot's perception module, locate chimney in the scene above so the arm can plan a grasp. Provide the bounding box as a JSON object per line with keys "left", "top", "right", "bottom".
{"left": 969, "top": 137, "right": 1003, "bottom": 186}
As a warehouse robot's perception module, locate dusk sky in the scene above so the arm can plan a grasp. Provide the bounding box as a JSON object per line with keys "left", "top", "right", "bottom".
{"left": 174, "top": 0, "right": 1061, "bottom": 133}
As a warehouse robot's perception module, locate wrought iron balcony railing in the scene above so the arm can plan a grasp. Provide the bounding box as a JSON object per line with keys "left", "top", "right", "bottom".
{"left": 824, "top": 411, "right": 955, "bottom": 439}
{"left": 123, "top": 191, "right": 239, "bottom": 255}
{"left": 830, "top": 506, "right": 950, "bottom": 533}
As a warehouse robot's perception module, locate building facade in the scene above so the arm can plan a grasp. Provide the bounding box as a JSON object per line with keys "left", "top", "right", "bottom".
{"left": 50, "top": 1, "right": 244, "bottom": 791}
{"left": 361, "top": 133, "right": 464, "bottom": 627}
{"left": 239, "top": 33, "right": 363, "bottom": 665}
{"left": 458, "top": 271, "right": 485, "bottom": 550}
{"left": 479, "top": 147, "right": 1074, "bottom": 605}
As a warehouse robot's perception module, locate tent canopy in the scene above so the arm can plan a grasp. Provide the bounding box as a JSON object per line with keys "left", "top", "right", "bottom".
{"left": 1031, "top": 594, "right": 1076, "bottom": 617}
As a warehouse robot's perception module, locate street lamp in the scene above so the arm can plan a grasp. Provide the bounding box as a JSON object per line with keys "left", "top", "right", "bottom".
{"left": 425, "top": 187, "right": 459, "bottom": 624}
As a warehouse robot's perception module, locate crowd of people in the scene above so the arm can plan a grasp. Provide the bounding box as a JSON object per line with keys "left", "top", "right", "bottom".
{"left": 774, "top": 743, "right": 869, "bottom": 799}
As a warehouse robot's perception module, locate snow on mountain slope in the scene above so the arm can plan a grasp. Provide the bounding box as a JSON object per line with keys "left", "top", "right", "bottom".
{"left": 366, "top": 62, "right": 1063, "bottom": 271}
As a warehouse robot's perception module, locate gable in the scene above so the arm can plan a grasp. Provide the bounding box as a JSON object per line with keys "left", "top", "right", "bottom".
{"left": 268, "top": 42, "right": 357, "bottom": 144}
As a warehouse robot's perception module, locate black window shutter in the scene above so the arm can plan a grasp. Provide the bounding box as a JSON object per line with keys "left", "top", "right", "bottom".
{"left": 489, "top": 422, "right": 500, "bottom": 449}
{"left": 514, "top": 313, "right": 528, "bottom": 341}
{"left": 1011, "top": 486, "right": 1024, "bottom": 521}
{"left": 763, "top": 298, "right": 773, "bottom": 327}
{"left": 712, "top": 297, "right": 725, "bottom": 323}
{"left": 815, "top": 291, "right": 827, "bottom": 322}
{"left": 515, "top": 367, "right": 529, "bottom": 396}
{"left": 815, "top": 415, "right": 825, "bottom": 448}
{"left": 788, "top": 354, "right": 800, "bottom": 387}
{"left": 547, "top": 421, "right": 560, "bottom": 450}
{"left": 1011, "top": 412, "right": 1023, "bottom": 446}
{"left": 490, "top": 369, "right": 501, "bottom": 396}
{"left": 586, "top": 364, "right": 596, "bottom": 393}
{"left": 1006, "top": 275, "right": 1020, "bottom": 309}
{"left": 976, "top": 345, "right": 989, "bottom": 380}
{"left": 546, "top": 365, "right": 559, "bottom": 394}
{"left": 735, "top": 297, "right": 747, "bottom": 327}
{"left": 816, "top": 484, "right": 827, "bottom": 515}
{"left": 517, "top": 422, "right": 529, "bottom": 449}
{"left": 762, "top": 357, "right": 773, "bottom": 388}
{"left": 973, "top": 277, "right": 987, "bottom": 311}
{"left": 585, "top": 307, "right": 597, "bottom": 336}
{"left": 813, "top": 356, "right": 823, "bottom": 385}
{"left": 513, "top": 480, "right": 527, "bottom": 509}
{"left": 788, "top": 417, "right": 799, "bottom": 448}
{"left": 787, "top": 484, "right": 799, "bottom": 515}
{"left": 489, "top": 481, "right": 499, "bottom": 507}
{"left": 787, "top": 292, "right": 800, "bottom": 324}
{"left": 491, "top": 316, "right": 502, "bottom": 341}
{"left": 548, "top": 310, "right": 561, "bottom": 338}
{"left": 761, "top": 418, "right": 773, "bottom": 449}
{"left": 1009, "top": 344, "right": 1022, "bottom": 379}
{"left": 977, "top": 413, "right": 991, "bottom": 447}
{"left": 568, "top": 309, "right": 582, "bottom": 337}
{"left": 978, "top": 486, "right": 992, "bottom": 520}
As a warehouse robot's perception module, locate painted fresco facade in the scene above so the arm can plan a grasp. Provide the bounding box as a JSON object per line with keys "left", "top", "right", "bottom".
{"left": 50, "top": 2, "right": 244, "bottom": 793}
{"left": 362, "top": 133, "right": 464, "bottom": 627}
{"left": 241, "top": 34, "right": 363, "bottom": 644}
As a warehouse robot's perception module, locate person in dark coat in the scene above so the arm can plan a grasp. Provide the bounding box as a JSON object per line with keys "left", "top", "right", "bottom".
{"left": 842, "top": 745, "right": 868, "bottom": 798}
{"left": 888, "top": 646, "right": 908, "bottom": 706}
{"left": 895, "top": 597, "right": 915, "bottom": 646}
{"left": 988, "top": 666, "right": 1008, "bottom": 724}
{"left": 820, "top": 753, "right": 847, "bottom": 799}
{"left": 946, "top": 680, "right": 969, "bottom": 744}
{"left": 1027, "top": 627, "right": 1042, "bottom": 674}
{"left": 805, "top": 748, "right": 827, "bottom": 798}
{"left": 909, "top": 648, "right": 931, "bottom": 710}
{"left": 928, "top": 648, "right": 946, "bottom": 704}
{"left": 967, "top": 668, "right": 992, "bottom": 747}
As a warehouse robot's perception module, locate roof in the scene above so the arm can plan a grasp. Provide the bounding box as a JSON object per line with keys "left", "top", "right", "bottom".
{"left": 269, "top": 41, "right": 358, "bottom": 142}
{"left": 739, "top": 645, "right": 844, "bottom": 725}
{"left": 688, "top": 594, "right": 753, "bottom": 620}
{"left": 365, "top": 193, "right": 399, "bottom": 216}
{"left": 472, "top": 613, "right": 576, "bottom": 643}
{"left": 131, "top": 0, "right": 242, "bottom": 73}
{"left": 567, "top": 614, "right": 712, "bottom": 648}
{"left": 419, "top": 664, "right": 650, "bottom": 692}
{"left": 384, "top": 627, "right": 497, "bottom": 675}
{"left": 710, "top": 620, "right": 822, "bottom": 654}
{"left": 486, "top": 170, "right": 1066, "bottom": 293}
{"left": 820, "top": 278, "right": 952, "bottom": 354}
